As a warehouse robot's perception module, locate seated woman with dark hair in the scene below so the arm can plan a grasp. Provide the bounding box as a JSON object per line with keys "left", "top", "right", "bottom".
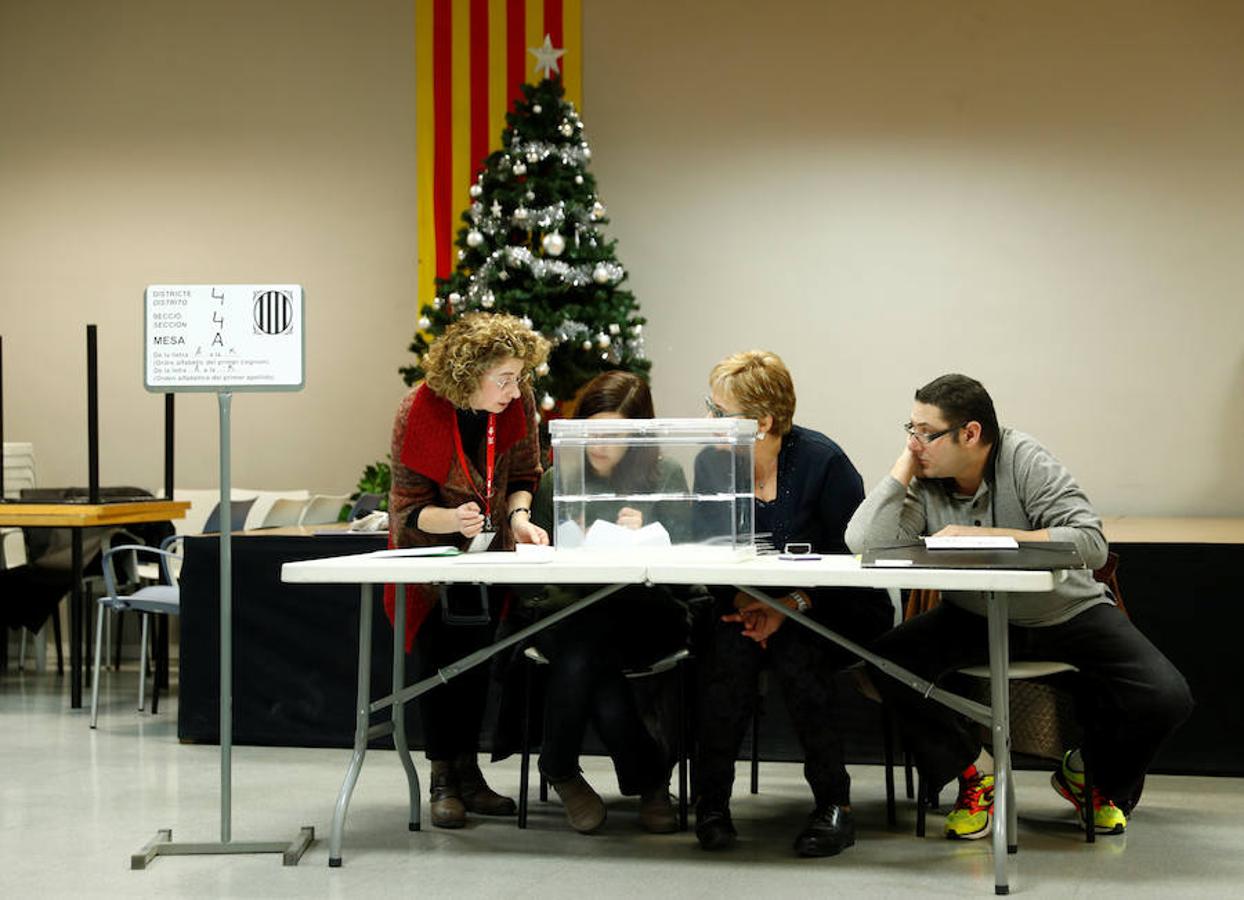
{"left": 525, "top": 370, "right": 690, "bottom": 835}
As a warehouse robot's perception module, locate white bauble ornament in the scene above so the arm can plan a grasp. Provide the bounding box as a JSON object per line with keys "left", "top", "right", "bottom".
{"left": 583, "top": 146, "right": 592, "bottom": 159}
{"left": 536, "top": 361, "right": 550, "bottom": 377}
{"left": 542, "top": 232, "right": 566, "bottom": 257}
{"left": 466, "top": 229, "right": 484, "bottom": 248}
{"left": 468, "top": 183, "right": 482, "bottom": 198}
{"left": 631, "top": 323, "right": 643, "bottom": 335}
{"left": 574, "top": 175, "right": 584, "bottom": 184}
{"left": 481, "top": 291, "right": 495, "bottom": 309}
{"left": 432, "top": 296, "right": 444, "bottom": 310}
{"left": 513, "top": 161, "right": 527, "bottom": 176}
{"left": 418, "top": 315, "right": 431, "bottom": 330}
{"left": 526, "top": 149, "right": 540, "bottom": 163}
{"left": 593, "top": 264, "right": 610, "bottom": 284}
{"left": 609, "top": 323, "right": 621, "bottom": 335}
{"left": 532, "top": 104, "right": 542, "bottom": 113}
{"left": 498, "top": 271, "right": 509, "bottom": 281}
{"left": 591, "top": 201, "right": 606, "bottom": 219}
{"left": 448, "top": 292, "right": 461, "bottom": 305}
{"left": 514, "top": 206, "right": 529, "bottom": 222}
{"left": 581, "top": 339, "right": 592, "bottom": 351}
{"left": 596, "top": 333, "right": 610, "bottom": 348}
{"left": 525, "top": 190, "right": 535, "bottom": 201}
{"left": 559, "top": 122, "right": 573, "bottom": 137}
{"left": 540, "top": 393, "right": 555, "bottom": 411}
{"left": 520, "top": 315, "right": 533, "bottom": 329}
{"left": 457, "top": 249, "right": 466, "bottom": 261}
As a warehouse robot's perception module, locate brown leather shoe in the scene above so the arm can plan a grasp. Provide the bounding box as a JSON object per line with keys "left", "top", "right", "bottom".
{"left": 638, "top": 786, "right": 679, "bottom": 834}
{"left": 429, "top": 760, "right": 466, "bottom": 829}
{"left": 455, "top": 753, "right": 517, "bottom": 816}
{"left": 549, "top": 774, "right": 606, "bottom": 834}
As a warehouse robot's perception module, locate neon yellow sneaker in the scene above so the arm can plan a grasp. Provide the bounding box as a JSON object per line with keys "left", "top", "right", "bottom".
{"left": 944, "top": 765, "right": 994, "bottom": 840}
{"left": 1051, "top": 751, "right": 1127, "bottom": 835}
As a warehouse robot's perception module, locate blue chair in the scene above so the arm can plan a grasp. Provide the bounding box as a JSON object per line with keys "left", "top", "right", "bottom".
{"left": 89, "top": 537, "right": 182, "bottom": 728}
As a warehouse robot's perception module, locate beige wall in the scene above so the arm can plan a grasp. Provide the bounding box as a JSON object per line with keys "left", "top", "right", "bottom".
{"left": 586, "top": 0, "right": 1244, "bottom": 515}
{"left": 0, "top": 0, "right": 416, "bottom": 495}
{"left": 2, "top": 1, "right": 1242, "bottom": 514}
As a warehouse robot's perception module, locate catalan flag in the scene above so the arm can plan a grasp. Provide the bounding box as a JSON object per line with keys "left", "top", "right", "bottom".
{"left": 415, "top": 0, "right": 583, "bottom": 313}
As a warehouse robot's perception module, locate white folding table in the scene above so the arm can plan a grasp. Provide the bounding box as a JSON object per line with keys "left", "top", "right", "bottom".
{"left": 281, "top": 550, "right": 1057, "bottom": 894}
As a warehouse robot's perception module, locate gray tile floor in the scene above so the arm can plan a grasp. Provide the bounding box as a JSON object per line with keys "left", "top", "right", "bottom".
{"left": 3, "top": 664, "right": 1241, "bottom": 899}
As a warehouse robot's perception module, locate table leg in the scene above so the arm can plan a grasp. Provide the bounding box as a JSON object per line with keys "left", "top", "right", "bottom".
{"left": 329, "top": 584, "right": 374, "bottom": 867}
{"left": 987, "top": 592, "right": 1012, "bottom": 894}
{"left": 71, "top": 530, "right": 83, "bottom": 708}
{"left": 390, "top": 584, "right": 421, "bottom": 832}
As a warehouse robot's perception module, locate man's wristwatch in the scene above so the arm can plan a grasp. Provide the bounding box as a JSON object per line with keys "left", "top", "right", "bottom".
{"left": 507, "top": 506, "right": 531, "bottom": 525}
{"left": 790, "top": 590, "right": 811, "bottom": 613}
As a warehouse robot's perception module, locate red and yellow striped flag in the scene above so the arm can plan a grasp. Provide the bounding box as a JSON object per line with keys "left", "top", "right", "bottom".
{"left": 415, "top": 0, "right": 583, "bottom": 313}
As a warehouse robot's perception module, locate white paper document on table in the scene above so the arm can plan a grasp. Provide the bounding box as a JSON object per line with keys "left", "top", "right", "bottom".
{"left": 923, "top": 535, "right": 1018, "bottom": 550}
{"left": 363, "top": 545, "right": 461, "bottom": 558}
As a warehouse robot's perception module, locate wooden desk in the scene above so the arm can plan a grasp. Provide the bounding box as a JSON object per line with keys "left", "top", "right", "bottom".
{"left": 0, "top": 500, "right": 189, "bottom": 708}
{"left": 1103, "top": 517, "right": 1244, "bottom": 545}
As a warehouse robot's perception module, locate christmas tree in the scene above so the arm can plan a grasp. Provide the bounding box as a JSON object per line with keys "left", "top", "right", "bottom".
{"left": 400, "top": 76, "right": 648, "bottom": 414}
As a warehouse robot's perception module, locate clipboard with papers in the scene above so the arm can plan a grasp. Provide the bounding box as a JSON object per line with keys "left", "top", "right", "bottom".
{"left": 860, "top": 540, "right": 1086, "bottom": 570}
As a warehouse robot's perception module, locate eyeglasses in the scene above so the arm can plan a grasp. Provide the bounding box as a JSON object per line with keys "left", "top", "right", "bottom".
{"left": 488, "top": 371, "right": 531, "bottom": 390}
{"left": 903, "top": 421, "right": 965, "bottom": 445}
{"left": 704, "top": 395, "right": 747, "bottom": 419}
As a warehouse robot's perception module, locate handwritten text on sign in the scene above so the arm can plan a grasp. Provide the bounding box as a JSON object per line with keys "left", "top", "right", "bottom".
{"left": 144, "top": 284, "right": 304, "bottom": 391}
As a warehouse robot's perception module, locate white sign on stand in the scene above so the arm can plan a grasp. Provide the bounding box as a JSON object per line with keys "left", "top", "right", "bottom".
{"left": 133, "top": 283, "right": 314, "bottom": 870}
{"left": 144, "top": 284, "right": 304, "bottom": 391}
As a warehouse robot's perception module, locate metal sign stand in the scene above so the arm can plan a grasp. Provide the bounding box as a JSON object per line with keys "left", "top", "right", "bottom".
{"left": 133, "top": 284, "right": 313, "bottom": 869}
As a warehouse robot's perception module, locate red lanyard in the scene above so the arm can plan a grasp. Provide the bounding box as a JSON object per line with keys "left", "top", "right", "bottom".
{"left": 452, "top": 412, "right": 497, "bottom": 520}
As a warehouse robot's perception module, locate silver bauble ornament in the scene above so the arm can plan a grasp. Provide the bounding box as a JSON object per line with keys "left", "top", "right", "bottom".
{"left": 498, "top": 270, "right": 509, "bottom": 281}
{"left": 542, "top": 232, "right": 566, "bottom": 257}
{"left": 513, "top": 161, "right": 527, "bottom": 176}
{"left": 418, "top": 315, "right": 431, "bottom": 330}
{"left": 514, "top": 206, "right": 529, "bottom": 222}
{"left": 582, "top": 146, "right": 592, "bottom": 159}
{"left": 448, "top": 292, "right": 461, "bottom": 305}
{"left": 559, "top": 122, "right": 573, "bottom": 137}
{"left": 468, "top": 183, "right": 482, "bottom": 198}
{"left": 432, "top": 296, "right": 444, "bottom": 310}
{"left": 457, "top": 249, "right": 466, "bottom": 260}
{"left": 481, "top": 291, "right": 495, "bottom": 309}
{"left": 526, "top": 149, "right": 540, "bottom": 163}
{"left": 574, "top": 175, "right": 584, "bottom": 184}
{"left": 536, "top": 361, "right": 550, "bottom": 377}
{"left": 596, "top": 333, "right": 610, "bottom": 348}
{"left": 591, "top": 201, "right": 606, "bottom": 219}
{"left": 581, "top": 339, "right": 592, "bottom": 351}
{"left": 540, "top": 393, "right": 555, "bottom": 411}
{"left": 532, "top": 104, "right": 542, "bottom": 113}
{"left": 466, "top": 229, "right": 484, "bottom": 248}
{"left": 593, "top": 264, "right": 610, "bottom": 284}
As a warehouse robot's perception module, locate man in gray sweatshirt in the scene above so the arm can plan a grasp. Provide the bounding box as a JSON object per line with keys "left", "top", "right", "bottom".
{"left": 845, "top": 374, "right": 1191, "bottom": 840}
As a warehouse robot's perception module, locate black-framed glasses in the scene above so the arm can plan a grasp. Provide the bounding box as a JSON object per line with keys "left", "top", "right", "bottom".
{"left": 903, "top": 421, "right": 965, "bottom": 445}
{"left": 705, "top": 395, "right": 746, "bottom": 419}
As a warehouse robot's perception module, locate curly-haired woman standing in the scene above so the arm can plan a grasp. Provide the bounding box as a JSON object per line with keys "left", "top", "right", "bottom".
{"left": 387, "top": 312, "right": 550, "bottom": 828}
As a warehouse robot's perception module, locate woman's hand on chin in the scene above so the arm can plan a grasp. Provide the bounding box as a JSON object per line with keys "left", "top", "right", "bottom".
{"left": 512, "top": 520, "right": 550, "bottom": 545}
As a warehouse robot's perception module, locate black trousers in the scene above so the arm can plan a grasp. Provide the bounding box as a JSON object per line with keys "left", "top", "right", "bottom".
{"left": 870, "top": 601, "right": 1194, "bottom": 809}
{"left": 414, "top": 585, "right": 498, "bottom": 761}
{"left": 694, "top": 589, "right": 894, "bottom": 809}
{"left": 534, "top": 588, "right": 686, "bottom": 795}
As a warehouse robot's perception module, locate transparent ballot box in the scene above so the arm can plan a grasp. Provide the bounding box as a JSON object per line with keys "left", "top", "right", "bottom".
{"left": 549, "top": 417, "right": 756, "bottom": 558}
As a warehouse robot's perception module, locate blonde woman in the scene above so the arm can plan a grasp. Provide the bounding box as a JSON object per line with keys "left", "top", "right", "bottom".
{"left": 692, "top": 350, "right": 893, "bottom": 857}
